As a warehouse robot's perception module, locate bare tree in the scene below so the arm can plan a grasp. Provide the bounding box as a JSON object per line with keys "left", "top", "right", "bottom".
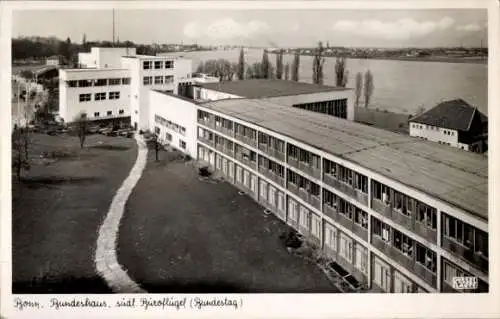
{"left": 312, "top": 42, "right": 326, "bottom": 85}
{"left": 196, "top": 59, "right": 236, "bottom": 81}
{"left": 74, "top": 112, "right": 88, "bottom": 149}
{"left": 12, "top": 125, "right": 30, "bottom": 182}
{"left": 363, "top": 70, "right": 374, "bottom": 108}
{"left": 284, "top": 63, "right": 290, "bottom": 80}
{"left": 355, "top": 72, "right": 363, "bottom": 108}
{"left": 334, "top": 56, "right": 349, "bottom": 87}
{"left": 291, "top": 50, "right": 300, "bottom": 81}
{"left": 237, "top": 48, "right": 245, "bottom": 80}
{"left": 276, "top": 49, "right": 284, "bottom": 79}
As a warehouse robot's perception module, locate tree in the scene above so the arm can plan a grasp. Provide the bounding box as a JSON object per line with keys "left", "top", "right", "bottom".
{"left": 363, "top": 70, "right": 374, "bottom": 108}
{"left": 291, "top": 50, "right": 300, "bottom": 81}
{"left": 354, "top": 72, "right": 363, "bottom": 108}
{"left": 284, "top": 63, "right": 290, "bottom": 80}
{"left": 152, "top": 133, "right": 160, "bottom": 161}
{"left": 334, "top": 56, "right": 349, "bottom": 87}
{"left": 261, "top": 49, "right": 271, "bottom": 79}
{"left": 12, "top": 126, "right": 30, "bottom": 182}
{"left": 237, "top": 48, "right": 245, "bottom": 80}
{"left": 196, "top": 59, "right": 236, "bottom": 81}
{"left": 276, "top": 49, "right": 284, "bottom": 80}
{"left": 312, "top": 42, "right": 326, "bottom": 85}
{"left": 74, "top": 112, "right": 88, "bottom": 149}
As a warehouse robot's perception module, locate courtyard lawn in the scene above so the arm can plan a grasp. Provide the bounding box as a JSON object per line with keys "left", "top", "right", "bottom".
{"left": 118, "top": 150, "right": 339, "bottom": 293}
{"left": 12, "top": 133, "right": 137, "bottom": 293}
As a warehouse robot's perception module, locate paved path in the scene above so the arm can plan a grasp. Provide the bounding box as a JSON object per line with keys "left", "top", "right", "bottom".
{"left": 94, "top": 134, "right": 148, "bottom": 293}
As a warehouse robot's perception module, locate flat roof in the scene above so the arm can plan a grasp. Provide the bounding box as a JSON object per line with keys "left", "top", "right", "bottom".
{"left": 152, "top": 90, "right": 202, "bottom": 104}
{"left": 202, "top": 98, "right": 488, "bottom": 221}
{"left": 197, "top": 79, "right": 352, "bottom": 99}
{"left": 60, "top": 68, "right": 129, "bottom": 72}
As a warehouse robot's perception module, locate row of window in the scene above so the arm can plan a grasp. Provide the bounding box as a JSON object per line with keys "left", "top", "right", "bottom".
{"left": 235, "top": 123, "right": 257, "bottom": 140}
{"left": 324, "top": 223, "right": 369, "bottom": 275}
{"left": 288, "top": 170, "right": 321, "bottom": 196}
{"left": 323, "top": 189, "right": 369, "bottom": 229}
{"left": 154, "top": 114, "right": 186, "bottom": 136}
{"left": 324, "top": 159, "right": 368, "bottom": 194}
{"left": 411, "top": 123, "right": 455, "bottom": 136}
{"left": 90, "top": 110, "right": 125, "bottom": 118}
{"left": 372, "top": 217, "right": 437, "bottom": 273}
{"left": 259, "top": 132, "right": 285, "bottom": 153}
{"left": 372, "top": 180, "right": 437, "bottom": 230}
{"left": 288, "top": 144, "right": 321, "bottom": 169}
{"left": 258, "top": 155, "right": 285, "bottom": 178}
{"left": 143, "top": 60, "right": 174, "bottom": 70}
{"left": 293, "top": 99, "right": 348, "bottom": 119}
{"left": 143, "top": 75, "right": 174, "bottom": 85}
{"left": 79, "top": 91, "right": 120, "bottom": 102}
{"left": 67, "top": 78, "right": 131, "bottom": 88}
{"left": 443, "top": 213, "right": 488, "bottom": 256}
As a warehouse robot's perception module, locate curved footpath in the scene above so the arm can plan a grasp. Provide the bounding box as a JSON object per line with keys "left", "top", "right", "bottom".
{"left": 94, "top": 134, "right": 148, "bottom": 293}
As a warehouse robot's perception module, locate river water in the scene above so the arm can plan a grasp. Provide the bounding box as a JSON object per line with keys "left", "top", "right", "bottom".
{"left": 170, "top": 49, "right": 488, "bottom": 116}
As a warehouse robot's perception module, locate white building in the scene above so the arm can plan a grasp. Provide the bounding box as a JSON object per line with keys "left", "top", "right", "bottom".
{"left": 59, "top": 47, "right": 192, "bottom": 129}
{"left": 45, "top": 55, "right": 60, "bottom": 66}
{"left": 409, "top": 99, "right": 487, "bottom": 153}
{"left": 146, "top": 90, "right": 488, "bottom": 293}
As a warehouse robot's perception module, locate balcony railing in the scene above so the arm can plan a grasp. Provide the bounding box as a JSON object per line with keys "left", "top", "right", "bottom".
{"left": 392, "top": 209, "right": 414, "bottom": 230}
{"left": 371, "top": 198, "right": 392, "bottom": 218}
{"left": 298, "top": 161, "right": 322, "bottom": 180}
{"left": 235, "top": 152, "right": 257, "bottom": 169}
{"left": 414, "top": 261, "right": 437, "bottom": 287}
{"left": 338, "top": 213, "right": 355, "bottom": 232}
{"left": 298, "top": 188, "right": 321, "bottom": 210}
{"left": 352, "top": 223, "right": 368, "bottom": 242}
{"left": 323, "top": 204, "right": 337, "bottom": 220}
{"left": 372, "top": 236, "right": 392, "bottom": 256}
{"left": 389, "top": 247, "right": 414, "bottom": 273}
{"left": 214, "top": 125, "right": 234, "bottom": 137}
{"left": 287, "top": 183, "right": 299, "bottom": 196}
{"left": 198, "top": 136, "right": 214, "bottom": 147}
{"left": 198, "top": 117, "right": 214, "bottom": 128}
{"left": 414, "top": 222, "right": 437, "bottom": 244}
{"left": 442, "top": 236, "right": 489, "bottom": 274}
{"left": 258, "top": 143, "right": 286, "bottom": 162}
{"left": 258, "top": 167, "right": 285, "bottom": 187}
{"left": 234, "top": 133, "right": 257, "bottom": 148}
{"left": 215, "top": 144, "right": 234, "bottom": 157}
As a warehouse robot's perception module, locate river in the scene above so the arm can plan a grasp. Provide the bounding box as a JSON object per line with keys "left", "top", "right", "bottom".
{"left": 170, "top": 49, "right": 488, "bottom": 116}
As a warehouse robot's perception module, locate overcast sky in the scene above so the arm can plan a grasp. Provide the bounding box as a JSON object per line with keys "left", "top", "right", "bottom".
{"left": 12, "top": 9, "right": 488, "bottom": 48}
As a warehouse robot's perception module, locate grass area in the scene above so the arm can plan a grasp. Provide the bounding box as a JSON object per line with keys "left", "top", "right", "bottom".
{"left": 117, "top": 150, "right": 338, "bottom": 293}
{"left": 355, "top": 107, "right": 411, "bottom": 135}
{"left": 12, "top": 133, "right": 137, "bottom": 293}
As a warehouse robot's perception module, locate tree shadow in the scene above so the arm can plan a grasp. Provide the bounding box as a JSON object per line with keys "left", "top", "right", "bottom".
{"left": 89, "top": 144, "right": 132, "bottom": 151}
{"left": 20, "top": 176, "right": 102, "bottom": 189}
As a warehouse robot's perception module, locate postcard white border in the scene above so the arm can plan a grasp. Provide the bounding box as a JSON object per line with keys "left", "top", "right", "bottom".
{"left": 1, "top": 1, "right": 499, "bottom": 318}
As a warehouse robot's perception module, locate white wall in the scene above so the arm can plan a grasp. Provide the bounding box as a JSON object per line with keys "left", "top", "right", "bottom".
{"left": 46, "top": 59, "right": 59, "bottom": 66}
{"left": 78, "top": 47, "right": 137, "bottom": 69}
{"left": 59, "top": 68, "right": 131, "bottom": 122}
{"left": 195, "top": 87, "right": 242, "bottom": 101}
{"left": 149, "top": 90, "right": 198, "bottom": 158}
{"left": 409, "top": 122, "right": 459, "bottom": 147}
{"left": 126, "top": 56, "right": 192, "bottom": 131}
{"left": 78, "top": 52, "right": 97, "bottom": 68}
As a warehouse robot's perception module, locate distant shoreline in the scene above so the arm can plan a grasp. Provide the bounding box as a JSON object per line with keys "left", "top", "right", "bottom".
{"left": 265, "top": 51, "right": 487, "bottom": 65}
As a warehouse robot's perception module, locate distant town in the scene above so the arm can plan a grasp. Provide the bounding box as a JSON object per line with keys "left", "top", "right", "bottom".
{"left": 12, "top": 36, "right": 487, "bottom": 66}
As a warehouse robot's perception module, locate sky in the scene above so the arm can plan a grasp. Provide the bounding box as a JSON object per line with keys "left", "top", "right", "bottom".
{"left": 12, "top": 8, "right": 488, "bottom": 48}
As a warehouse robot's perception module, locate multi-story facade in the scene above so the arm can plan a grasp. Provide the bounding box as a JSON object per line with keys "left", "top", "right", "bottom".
{"left": 59, "top": 47, "right": 192, "bottom": 128}
{"left": 149, "top": 91, "right": 488, "bottom": 293}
